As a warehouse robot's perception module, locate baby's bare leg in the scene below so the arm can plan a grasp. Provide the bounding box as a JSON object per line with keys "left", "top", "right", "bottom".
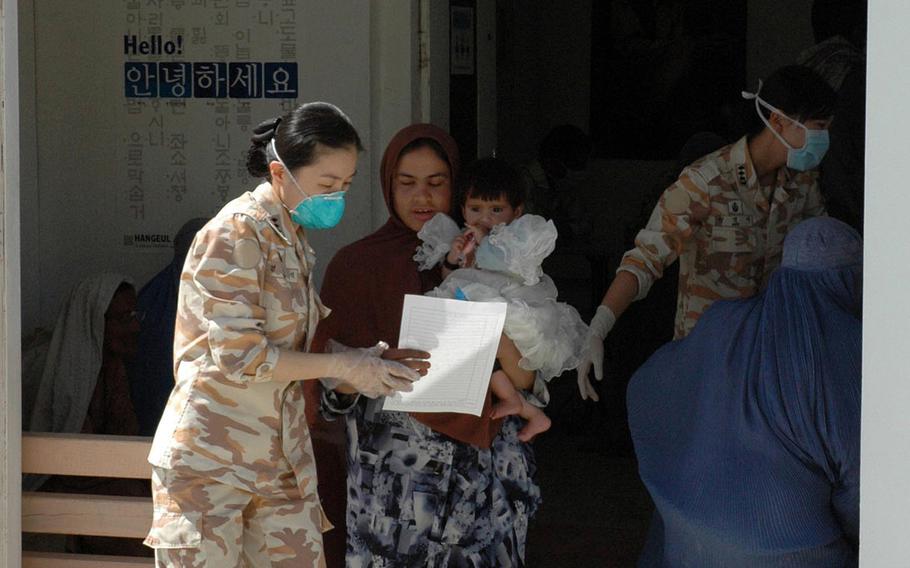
{"left": 493, "top": 335, "right": 551, "bottom": 440}
{"left": 515, "top": 399, "right": 552, "bottom": 442}
{"left": 490, "top": 370, "right": 524, "bottom": 418}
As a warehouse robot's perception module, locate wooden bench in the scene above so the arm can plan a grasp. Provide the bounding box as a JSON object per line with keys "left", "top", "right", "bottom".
{"left": 21, "top": 433, "right": 155, "bottom": 567}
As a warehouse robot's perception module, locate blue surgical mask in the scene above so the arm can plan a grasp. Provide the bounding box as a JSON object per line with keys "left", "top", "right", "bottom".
{"left": 782, "top": 127, "right": 829, "bottom": 171}
{"left": 270, "top": 139, "right": 347, "bottom": 229}
{"left": 742, "top": 81, "right": 830, "bottom": 172}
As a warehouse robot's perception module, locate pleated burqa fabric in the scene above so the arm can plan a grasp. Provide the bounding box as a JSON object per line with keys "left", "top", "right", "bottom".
{"left": 629, "top": 217, "right": 862, "bottom": 567}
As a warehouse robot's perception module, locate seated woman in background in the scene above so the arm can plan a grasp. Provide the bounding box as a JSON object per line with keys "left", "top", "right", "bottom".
{"left": 25, "top": 272, "right": 142, "bottom": 441}
{"left": 628, "top": 217, "right": 862, "bottom": 567}
{"left": 22, "top": 272, "right": 148, "bottom": 556}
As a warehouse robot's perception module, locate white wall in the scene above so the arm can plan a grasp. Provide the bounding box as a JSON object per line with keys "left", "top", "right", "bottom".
{"left": 746, "top": 0, "right": 814, "bottom": 87}
{"left": 369, "top": 0, "right": 420, "bottom": 229}
{"left": 860, "top": 0, "right": 910, "bottom": 564}
{"left": 284, "top": 1, "right": 373, "bottom": 290}
{"left": 1, "top": 0, "right": 23, "bottom": 564}
{"left": 17, "top": 0, "right": 37, "bottom": 343}
{"left": 18, "top": 1, "right": 426, "bottom": 333}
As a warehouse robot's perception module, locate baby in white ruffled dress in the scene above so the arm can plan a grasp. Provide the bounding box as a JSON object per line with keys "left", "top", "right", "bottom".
{"left": 414, "top": 158, "right": 589, "bottom": 441}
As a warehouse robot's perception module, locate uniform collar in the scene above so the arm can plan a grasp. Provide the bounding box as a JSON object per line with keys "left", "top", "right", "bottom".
{"left": 731, "top": 136, "right": 795, "bottom": 212}
{"left": 730, "top": 136, "right": 756, "bottom": 191}
{"left": 250, "top": 182, "right": 310, "bottom": 252}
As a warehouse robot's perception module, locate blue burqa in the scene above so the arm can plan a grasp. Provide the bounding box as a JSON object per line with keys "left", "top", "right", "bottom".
{"left": 629, "top": 217, "right": 862, "bottom": 567}
{"left": 128, "top": 218, "right": 207, "bottom": 435}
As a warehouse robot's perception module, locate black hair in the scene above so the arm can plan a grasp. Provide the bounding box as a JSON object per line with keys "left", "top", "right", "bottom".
{"left": 398, "top": 137, "right": 452, "bottom": 171}
{"left": 457, "top": 157, "right": 526, "bottom": 209}
{"left": 114, "top": 281, "right": 135, "bottom": 296}
{"left": 245, "top": 102, "right": 363, "bottom": 179}
{"left": 746, "top": 65, "right": 837, "bottom": 137}
{"left": 106, "top": 282, "right": 137, "bottom": 316}
{"left": 811, "top": 0, "right": 867, "bottom": 45}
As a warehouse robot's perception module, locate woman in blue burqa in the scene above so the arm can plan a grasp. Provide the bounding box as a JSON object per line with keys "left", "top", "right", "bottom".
{"left": 628, "top": 216, "right": 861, "bottom": 567}
{"left": 128, "top": 217, "right": 207, "bottom": 435}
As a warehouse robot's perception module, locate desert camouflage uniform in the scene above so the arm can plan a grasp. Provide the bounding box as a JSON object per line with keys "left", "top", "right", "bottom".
{"left": 145, "top": 182, "right": 332, "bottom": 566}
{"left": 620, "top": 136, "right": 827, "bottom": 339}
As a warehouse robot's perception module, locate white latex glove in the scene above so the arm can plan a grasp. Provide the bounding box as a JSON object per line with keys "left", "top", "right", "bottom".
{"left": 325, "top": 340, "right": 420, "bottom": 398}
{"left": 576, "top": 305, "right": 617, "bottom": 402}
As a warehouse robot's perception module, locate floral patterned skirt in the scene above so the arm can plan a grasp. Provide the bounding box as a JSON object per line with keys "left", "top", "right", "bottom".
{"left": 344, "top": 403, "right": 540, "bottom": 568}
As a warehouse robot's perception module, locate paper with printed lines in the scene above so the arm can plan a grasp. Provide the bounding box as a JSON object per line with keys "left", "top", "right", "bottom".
{"left": 382, "top": 294, "right": 506, "bottom": 416}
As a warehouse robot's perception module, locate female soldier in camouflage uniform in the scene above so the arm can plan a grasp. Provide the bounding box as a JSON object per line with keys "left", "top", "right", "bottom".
{"left": 144, "top": 103, "right": 424, "bottom": 567}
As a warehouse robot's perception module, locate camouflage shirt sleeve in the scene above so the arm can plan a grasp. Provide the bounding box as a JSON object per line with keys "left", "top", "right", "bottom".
{"left": 190, "top": 213, "right": 280, "bottom": 383}
{"left": 619, "top": 170, "right": 711, "bottom": 300}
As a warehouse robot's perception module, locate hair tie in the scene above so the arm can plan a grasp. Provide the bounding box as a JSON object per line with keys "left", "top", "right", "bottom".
{"left": 251, "top": 116, "right": 283, "bottom": 144}
{"left": 270, "top": 116, "right": 282, "bottom": 138}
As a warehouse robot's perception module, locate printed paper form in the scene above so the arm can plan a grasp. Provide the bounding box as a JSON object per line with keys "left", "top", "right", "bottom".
{"left": 382, "top": 294, "right": 507, "bottom": 416}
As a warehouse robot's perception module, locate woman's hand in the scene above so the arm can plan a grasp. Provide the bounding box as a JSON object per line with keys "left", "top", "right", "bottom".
{"left": 382, "top": 348, "right": 431, "bottom": 377}
{"left": 325, "top": 342, "right": 423, "bottom": 398}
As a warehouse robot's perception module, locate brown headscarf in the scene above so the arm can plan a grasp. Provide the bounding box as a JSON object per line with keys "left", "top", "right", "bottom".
{"left": 312, "top": 123, "right": 502, "bottom": 448}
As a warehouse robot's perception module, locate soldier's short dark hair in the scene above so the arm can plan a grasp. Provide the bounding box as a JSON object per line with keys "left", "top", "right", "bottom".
{"left": 747, "top": 65, "right": 837, "bottom": 136}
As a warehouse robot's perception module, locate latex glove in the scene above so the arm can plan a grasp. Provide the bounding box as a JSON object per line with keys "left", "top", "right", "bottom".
{"left": 325, "top": 340, "right": 420, "bottom": 398}
{"left": 576, "top": 305, "right": 616, "bottom": 402}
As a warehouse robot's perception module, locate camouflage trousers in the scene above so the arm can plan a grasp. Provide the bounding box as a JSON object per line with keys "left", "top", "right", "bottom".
{"left": 145, "top": 466, "right": 329, "bottom": 567}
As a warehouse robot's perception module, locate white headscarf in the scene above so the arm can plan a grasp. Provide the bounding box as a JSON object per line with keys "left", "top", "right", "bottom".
{"left": 24, "top": 273, "right": 133, "bottom": 434}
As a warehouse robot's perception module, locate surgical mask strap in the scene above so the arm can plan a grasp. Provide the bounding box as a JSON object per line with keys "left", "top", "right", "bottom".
{"left": 270, "top": 139, "right": 313, "bottom": 205}
{"left": 269, "top": 138, "right": 347, "bottom": 204}
{"left": 742, "top": 80, "right": 807, "bottom": 150}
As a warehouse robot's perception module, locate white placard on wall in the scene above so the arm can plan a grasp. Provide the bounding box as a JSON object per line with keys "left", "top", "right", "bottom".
{"left": 118, "top": 0, "right": 301, "bottom": 251}
{"left": 24, "top": 0, "right": 373, "bottom": 331}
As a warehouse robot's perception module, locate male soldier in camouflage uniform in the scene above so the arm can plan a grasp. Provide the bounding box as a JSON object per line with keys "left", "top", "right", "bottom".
{"left": 576, "top": 65, "right": 837, "bottom": 400}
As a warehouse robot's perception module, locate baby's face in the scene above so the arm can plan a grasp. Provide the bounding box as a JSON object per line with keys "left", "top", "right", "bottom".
{"left": 462, "top": 194, "right": 522, "bottom": 232}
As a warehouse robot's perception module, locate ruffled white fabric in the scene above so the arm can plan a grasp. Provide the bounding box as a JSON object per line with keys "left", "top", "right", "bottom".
{"left": 478, "top": 214, "right": 557, "bottom": 286}
{"left": 414, "top": 213, "right": 463, "bottom": 270}
{"left": 428, "top": 268, "right": 589, "bottom": 386}
{"left": 416, "top": 213, "right": 586, "bottom": 404}
{"left": 414, "top": 213, "right": 559, "bottom": 287}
